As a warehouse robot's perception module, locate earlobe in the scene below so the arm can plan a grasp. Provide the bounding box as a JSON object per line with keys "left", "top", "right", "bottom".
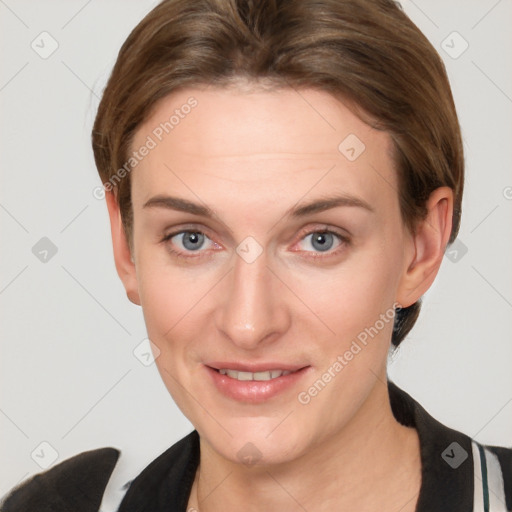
{"left": 396, "top": 186, "right": 454, "bottom": 308}
{"left": 104, "top": 190, "right": 141, "bottom": 306}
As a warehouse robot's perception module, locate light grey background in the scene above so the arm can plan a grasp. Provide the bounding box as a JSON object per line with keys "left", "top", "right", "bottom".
{"left": 1, "top": 0, "right": 511, "bottom": 495}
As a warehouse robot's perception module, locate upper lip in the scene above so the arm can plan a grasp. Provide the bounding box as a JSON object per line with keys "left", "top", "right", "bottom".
{"left": 206, "top": 362, "right": 309, "bottom": 372}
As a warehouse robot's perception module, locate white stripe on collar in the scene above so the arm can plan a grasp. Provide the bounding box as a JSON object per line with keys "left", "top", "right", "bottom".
{"left": 472, "top": 441, "right": 485, "bottom": 512}
{"left": 471, "top": 440, "right": 507, "bottom": 512}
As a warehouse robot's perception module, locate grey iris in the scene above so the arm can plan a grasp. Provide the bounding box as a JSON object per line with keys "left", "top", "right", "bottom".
{"left": 311, "top": 232, "right": 334, "bottom": 252}
{"left": 182, "top": 232, "right": 205, "bottom": 251}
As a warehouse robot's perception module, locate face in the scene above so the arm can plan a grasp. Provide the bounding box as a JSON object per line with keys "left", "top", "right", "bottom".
{"left": 125, "top": 85, "right": 417, "bottom": 465}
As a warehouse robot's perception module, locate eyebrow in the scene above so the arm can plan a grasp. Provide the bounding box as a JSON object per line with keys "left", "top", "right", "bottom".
{"left": 290, "top": 194, "right": 374, "bottom": 217}
{"left": 142, "top": 193, "right": 374, "bottom": 218}
{"left": 143, "top": 195, "right": 212, "bottom": 216}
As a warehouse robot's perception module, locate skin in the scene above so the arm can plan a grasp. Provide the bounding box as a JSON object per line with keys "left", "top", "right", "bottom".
{"left": 105, "top": 84, "right": 453, "bottom": 511}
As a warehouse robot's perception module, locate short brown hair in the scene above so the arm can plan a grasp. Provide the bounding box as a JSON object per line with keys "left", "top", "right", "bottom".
{"left": 91, "top": 0, "right": 464, "bottom": 348}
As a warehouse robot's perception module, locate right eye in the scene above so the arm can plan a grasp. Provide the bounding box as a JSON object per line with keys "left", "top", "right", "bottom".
{"left": 161, "top": 229, "right": 221, "bottom": 259}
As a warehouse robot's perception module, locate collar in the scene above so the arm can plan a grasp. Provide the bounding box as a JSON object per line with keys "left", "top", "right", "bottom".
{"left": 388, "top": 379, "right": 473, "bottom": 511}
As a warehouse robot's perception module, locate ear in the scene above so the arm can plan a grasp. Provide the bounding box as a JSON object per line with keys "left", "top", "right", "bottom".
{"left": 105, "top": 190, "right": 141, "bottom": 306}
{"left": 396, "top": 186, "right": 454, "bottom": 308}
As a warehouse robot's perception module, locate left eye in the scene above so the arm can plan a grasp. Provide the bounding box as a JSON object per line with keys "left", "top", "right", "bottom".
{"left": 166, "top": 231, "right": 215, "bottom": 252}
{"left": 297, "top": 231, "right": 344, "bottom": 253}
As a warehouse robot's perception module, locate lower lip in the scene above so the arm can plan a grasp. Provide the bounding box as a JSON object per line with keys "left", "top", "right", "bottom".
{"left": 205, "top": 365, "right": 311, "bottom": 403}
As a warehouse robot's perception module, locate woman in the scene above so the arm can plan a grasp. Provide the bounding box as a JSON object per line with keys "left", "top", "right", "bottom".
{"left": 2, "top": 0, "right": 510, "bottom": 511}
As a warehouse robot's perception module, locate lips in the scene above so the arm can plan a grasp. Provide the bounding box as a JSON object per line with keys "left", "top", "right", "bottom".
{"left": 218, "top": 368, "right": 294, "bottom": 381}
{"left": 204, "top": 363, "right": 311, "bottom": 403}
{"left": 206, "top": 362, "right": 307, "bottom": 373}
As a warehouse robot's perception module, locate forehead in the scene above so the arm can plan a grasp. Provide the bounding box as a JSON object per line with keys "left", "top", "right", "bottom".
{"left": 129, "top": 86, "right": 397, "bottom": 214}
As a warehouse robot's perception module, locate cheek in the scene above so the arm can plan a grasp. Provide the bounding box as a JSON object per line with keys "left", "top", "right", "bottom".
{"left": 290, "top": 261, "right": 399, "bottom": 427}
{"left": 138, "top": 272, "right": 176, "bottom": 334}
{"left": 135, "top": 249, "right": 214, "bottom": 367}
{"left": 136, "top": 255, "right": 190, "bottom": 359}
{"left": 136, "top": 262, "right": 201, "bottom": 412}
{"left": 292, "top": 248, "right": 402, "bottom": 345}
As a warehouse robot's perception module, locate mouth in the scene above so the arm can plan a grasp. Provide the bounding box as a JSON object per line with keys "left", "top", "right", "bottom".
{"left": 213, "top": 368, "right": 299, "bottom": 381}
{"left": 204, "top": 363, "right": 311, "bottom": 402}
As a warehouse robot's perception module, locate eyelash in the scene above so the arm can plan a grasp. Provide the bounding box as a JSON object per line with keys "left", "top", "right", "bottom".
{"left": 160, "top": 229, "right": 220, "bottom": 261}
{"left": 292, "top": 226, "right": 349, "bottom": 260}
{"left": 160, "top": 226, "right": 350, "bottom": 261}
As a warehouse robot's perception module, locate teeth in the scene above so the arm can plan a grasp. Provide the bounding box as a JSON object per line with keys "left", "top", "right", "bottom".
{"left": 218, "top": 369, "right": 294, "bottom": 381}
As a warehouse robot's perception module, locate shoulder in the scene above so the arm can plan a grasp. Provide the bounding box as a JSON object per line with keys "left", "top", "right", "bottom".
{"left": 1, "top": 431, "right": 200, "bottom": 512}
{"left": 0, "top": 447, "right": 120, "bottom": 512}
{"left": 388, "top": 379, "right": 512, "bottom": 511}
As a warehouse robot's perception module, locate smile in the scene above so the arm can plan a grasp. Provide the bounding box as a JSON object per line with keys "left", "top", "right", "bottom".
{"left": 205, "top": 365, "right": 311, "bottom": 403}
{"left": 217, "top": 369, "right": 295, "bottom": 381}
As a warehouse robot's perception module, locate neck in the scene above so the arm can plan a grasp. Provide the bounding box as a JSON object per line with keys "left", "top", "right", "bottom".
{"left": 189, "top": 378, "right": 422, "bottom": 512}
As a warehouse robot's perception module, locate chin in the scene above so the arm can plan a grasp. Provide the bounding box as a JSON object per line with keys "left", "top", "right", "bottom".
{"left": 201, "top": 419, "right": 308, "bottom": 467}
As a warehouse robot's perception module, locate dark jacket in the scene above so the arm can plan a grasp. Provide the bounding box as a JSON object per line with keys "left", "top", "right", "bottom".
{"left": 2, "top": 379, "right": 511, "bottom": 512}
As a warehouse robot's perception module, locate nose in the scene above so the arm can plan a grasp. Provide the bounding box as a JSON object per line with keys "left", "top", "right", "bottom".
{"left": 215, "top": 247, "right": 290, "bottom": 350}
